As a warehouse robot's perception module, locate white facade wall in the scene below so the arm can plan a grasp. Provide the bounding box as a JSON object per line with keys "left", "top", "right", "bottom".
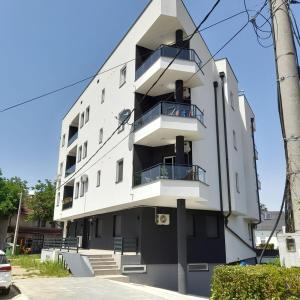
{"left": 54, "top": 0, "right": 259, "bottom": 263}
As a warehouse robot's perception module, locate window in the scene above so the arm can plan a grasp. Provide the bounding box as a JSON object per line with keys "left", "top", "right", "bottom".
{"left": 80, "top": 176, "right": 88, "bottom": 197}
{"left": 230, "top": 91, "right": 234, "bottom": 110}
{"left": 80, "top": 112, "right": 85, "bottom": 128}
{"left": 96, "top": 170, "right": 101, "bottom": 187}
{"left": 95, "top": 218, "right": 103, "bottom": 238}
{"left": 113, "top": 215, "right": 121, "bottom": 237}
{"left": 206, "top": 215, "right": 219, "bottom": 238}
{"left": 235, "top": 172, "right": 240, "bottom": 193}
{"left": 116, "top": 159, "right": 124, "bottom": 183}
{"left": 233, "top": 130, "right": 237, "bottom": 150}
{"left": 187, "top": 214, "right": 195, "bottom": 237}
{"left": 75, "top": 182, "right": 80, "bottom": 199}
{"left": 56, "top": 192, "right": 60, "bottom": 206}
{"left": 77, "top": 146, "right": 82, "bottom": 162}
{"left": 85, "top": 106, "right": 90, "bottom": 123}
{"left": 119, "top": 65, "right": 127, "bottom": 87}
{"left": 61, "top": 134, "right": 65, "bottom": 147}
{"left": 83, "top": 141, "right": 88, "bottom": 159}
{"left": 101, "top": 88, "right": 105, "bottom": 104}
{"left": 264, "top": 212, "right": 272, "bottom": 220}
{"left": 99, "top": 128, "right": 103, "bottom": 144}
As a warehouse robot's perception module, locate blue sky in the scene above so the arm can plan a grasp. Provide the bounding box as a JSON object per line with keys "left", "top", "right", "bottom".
{"left": 0, "top": 0, "right": 299, "bottom": 210}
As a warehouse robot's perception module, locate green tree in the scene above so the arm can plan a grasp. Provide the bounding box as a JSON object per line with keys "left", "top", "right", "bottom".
{"left": 26, "top": 180, "right": 56, "bottom": 223}
{"left": 0, "top": 170, "right": 28, "bottom": 250}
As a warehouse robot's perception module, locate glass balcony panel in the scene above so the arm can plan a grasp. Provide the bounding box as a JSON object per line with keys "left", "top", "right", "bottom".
{"left": 65, "top": 164, "right": 76, "bottom": 177}
{"left": 134, "top": 101, "right": 204, "bottom": 131}
{"left": 133, "top": 164, "right": 206, "bottom": 186}
{"left": 68, "top": 132, "right": 78, "bottom": 147}
{"left": 136, "top": 45, "right": 202, "bottom": 80}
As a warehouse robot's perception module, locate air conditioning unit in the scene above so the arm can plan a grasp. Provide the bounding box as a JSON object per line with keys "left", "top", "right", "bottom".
{"left": 156, "top": 214, "right": 170, "bottom": 225}
{"left": 183, "top": 87, "right": 191, "bottom": 99}
{"left": 174, "top": 141, "right": 191, "bottom": 153}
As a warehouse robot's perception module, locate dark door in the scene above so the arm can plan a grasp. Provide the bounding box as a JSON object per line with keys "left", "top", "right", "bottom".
{"left": 82, "top": 218, "right": 91, "bottom": 249}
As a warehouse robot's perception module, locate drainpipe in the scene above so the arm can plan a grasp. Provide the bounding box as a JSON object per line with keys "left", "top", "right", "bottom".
{"left": 213, "top": 81, "right": 223, "bottom": 213}
{"left": 250, "top": 117, "right": 262, "bottom": 250}
{"left": 219, "top": 72, "right": 255, "bottom": 252}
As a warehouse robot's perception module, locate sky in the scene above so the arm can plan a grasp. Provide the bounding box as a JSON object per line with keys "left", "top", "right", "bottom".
{"left": 0, "top": 0, "right": 299, "bottom": 211}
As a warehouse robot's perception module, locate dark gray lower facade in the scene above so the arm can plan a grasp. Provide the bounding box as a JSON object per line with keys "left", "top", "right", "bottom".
{"left": 67, "top": 206, "right": 227, "bottom": 296}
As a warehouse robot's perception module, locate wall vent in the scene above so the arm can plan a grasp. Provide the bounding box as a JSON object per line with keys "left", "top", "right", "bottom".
{"left": 122, "top": 265, "right": 147, "bottom": 274}
{"left": 188, "top": 263, "right": 209, "bottom": 272}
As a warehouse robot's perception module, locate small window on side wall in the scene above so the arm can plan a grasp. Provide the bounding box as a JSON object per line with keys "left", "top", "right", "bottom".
{"left": 120, "top": 65, "right": 127, "bottom": 87}
{"left": 233, "top": 130, "right": 237, "bottom": 150}
{"left": 101, "top": 88, "right": 105, "bottom": 104}
{"left": 85, "top": 106, "right": 90, "bottom": 123}
{"left": 96, "top": 170, "right": 101, "bottom": 187}
{"left": 80, "top": 112, "right": 85, "bottom": 128}
{"left": 75, "top": 182, "right": 79, "bottom": 199}
{"left": 116, "top": 159, "right": 124, "bottom": 183}
{"left": 99, "top": 128, "right": 103, "bottom": 144}
{"left": 235, "top": 172, "right": 240, "bottom": 193}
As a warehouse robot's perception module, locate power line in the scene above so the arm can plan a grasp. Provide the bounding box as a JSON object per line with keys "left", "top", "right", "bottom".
{"left": 2, "top": 7, "right": 264, "bottom": 114}
{"left": 56, "top": 0, "right": 222, "bottom": 192}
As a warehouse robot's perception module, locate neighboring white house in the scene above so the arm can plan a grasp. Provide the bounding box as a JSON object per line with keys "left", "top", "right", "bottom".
{"left": 255, "top": 211, "right": 285, "bottom": 249}
{"left": 53, "top": 0, "right": 260, "bottom": 296}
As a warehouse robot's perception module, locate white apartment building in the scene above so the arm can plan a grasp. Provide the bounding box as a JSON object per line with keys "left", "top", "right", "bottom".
{"left": 54, "top": 0, "right": 260, "bottom": 295}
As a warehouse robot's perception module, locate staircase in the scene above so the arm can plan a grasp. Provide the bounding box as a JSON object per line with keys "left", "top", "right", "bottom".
{"left": 86, "top": 254, "right": 120, "bottom": 276}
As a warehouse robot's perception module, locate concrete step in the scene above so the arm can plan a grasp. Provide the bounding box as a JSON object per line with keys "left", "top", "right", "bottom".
{"left": 92, "top": 265, "right": 118, "bottom": 270}
{"left": 86, "top": 254, "right": 113, "bottom": 259}
{"left": 96, "top": 275, "right": 130, "bottom": 283}
{"left": 89, "top": 261, "right": 116, "bottom": 266}
{"left": 94, "top": 269, "right": 121, "bottom": 276}
{"left": 88, "top": 257, "right": 115, "bottom": 262}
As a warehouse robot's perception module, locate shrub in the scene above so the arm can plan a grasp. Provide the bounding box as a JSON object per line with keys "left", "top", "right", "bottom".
{"left": 211, "top": 265, "right": 300, "bottom": 300}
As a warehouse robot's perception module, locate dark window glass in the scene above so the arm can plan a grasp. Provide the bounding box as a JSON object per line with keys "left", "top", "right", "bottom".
{"left": 116, "top": 159, "right": 123, "bottom": 183}
{"left": 113, "top": 215, "right": 121, "bottom": 237}
{"left": 187, "top": 214, "right": 195, "bottom": 237}
{"left": 95, "top": 218, "right": 103, "bottom": 238}
{"left": 206, "top": 215, "right": 219, "bottom": 238}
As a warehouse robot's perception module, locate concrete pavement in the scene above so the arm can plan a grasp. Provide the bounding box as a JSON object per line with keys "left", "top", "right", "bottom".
{"left": 13, "top": 277, "right": 207, "bottom": 300}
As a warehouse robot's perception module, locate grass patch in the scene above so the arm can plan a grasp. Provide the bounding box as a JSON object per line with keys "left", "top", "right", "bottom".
{"left": 8, "top": 254, "right": 69, "bottom": 277}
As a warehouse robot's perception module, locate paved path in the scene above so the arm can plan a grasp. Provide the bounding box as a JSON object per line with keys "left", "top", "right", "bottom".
{"left": 14, "top": 277, "right": 206, "bottom": 300}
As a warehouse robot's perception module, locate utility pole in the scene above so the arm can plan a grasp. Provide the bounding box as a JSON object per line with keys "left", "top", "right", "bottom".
{"left": 12, "top": 192, "right": 22, "bottom": 256}
{"left": 269, "top": 0, "right": 300, "bottom": 266}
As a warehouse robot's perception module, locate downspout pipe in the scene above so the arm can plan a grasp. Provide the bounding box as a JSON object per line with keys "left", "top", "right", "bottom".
{"left": 219, "top": 72, "right": 255, "bottom": 252}
{"left": 250, "top": 117, "right": 262, "bottom": 249}
{"left": 213, "top": 81, "right": 223, "bottom": 213}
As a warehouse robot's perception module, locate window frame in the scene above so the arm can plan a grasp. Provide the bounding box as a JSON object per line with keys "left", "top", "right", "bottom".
{"left": 85, "top": 106, "right": 90, "bottom": 124}
{"left": 82, "top": 141, "right": 88, "bottom": 159}
{"left": 116, "top": 159, "right": 124, "bottom": 183}
{"left": 119, "top": 65, "right": 127, "bottom": 87}
{"left": 77, "top": 146, "right": 82, "bottom": 162}
{"left": 96, "top": 170, "right": 101, "bottom": 187}
{"left": 80, "top": 112, "right": 85, "bottom": 128}
{"left": 75, "top": 182, "right": 80, "bottom": 199}
{"left": 101, "top": 88, "right": 105, "bottom": 104}
{"left": 235, "top": 172, "right": 240, "bottom": 193}
{"left": 99, "top": 128, "right": 103, "bottom": 144}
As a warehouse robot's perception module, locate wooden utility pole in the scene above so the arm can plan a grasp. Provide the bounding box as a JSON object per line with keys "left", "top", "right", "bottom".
{"left": 12, "top": 192, "right": 22, "bottom": 255}
{"left": 269, "top": 0, "right": 300, "bottom": 232}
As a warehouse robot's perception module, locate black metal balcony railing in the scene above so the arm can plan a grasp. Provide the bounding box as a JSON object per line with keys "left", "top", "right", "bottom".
{"left": 136, "top": 44, "right": 202, "bottom": 80}
{"left": 65, "top": 164, "right": 76, "bottom": 177}
{"left": 134, "top": 101, "right": 204, "bottom": 131}
{"left": 62, "top": 197, "right": 73, "bottom": 210}
{"left": 133, "top": 163, "right": 207, "bottom": 186}
{"left": 68, "top": 132, "right": 78, "bottom": 147}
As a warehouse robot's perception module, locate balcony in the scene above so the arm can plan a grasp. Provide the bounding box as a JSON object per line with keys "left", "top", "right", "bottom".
{"left": 134, "top": 101, "right": 205, "bottom": 147}
{"left": 132, "top": 164, "right": 209, "bottom": 206}
{"left": 134, "top": 164, "right": 206, "bottom": 186}
{"left": 62, "top": 197, "right": 73, "bottom": 210}
{"left": 65, "top": 164, "right": 76, "bottom": 177}
{"left": 68, "top": 131, "right": 78, "bottom": 147}
{"left": 135, "top": 45, "right": 203, "bottom": 96}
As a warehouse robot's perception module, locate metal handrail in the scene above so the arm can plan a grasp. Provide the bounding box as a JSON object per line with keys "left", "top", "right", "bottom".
{"left": 136, "top": 44, "right": 202, "bottom": 80}
{"left": 113, "top": 237, "right": 138, "bottom": 255}
{"left": 65, "top": 164, "right": 76, "bottom": 177}
{"left": 43, "top": 237, "right": 79, "bottom": 253}
{"left": 134, "top": 101, "right": 205, "bottom": 131}
{"left": 133, "top": 163, "right": 207, "bottom": 186}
